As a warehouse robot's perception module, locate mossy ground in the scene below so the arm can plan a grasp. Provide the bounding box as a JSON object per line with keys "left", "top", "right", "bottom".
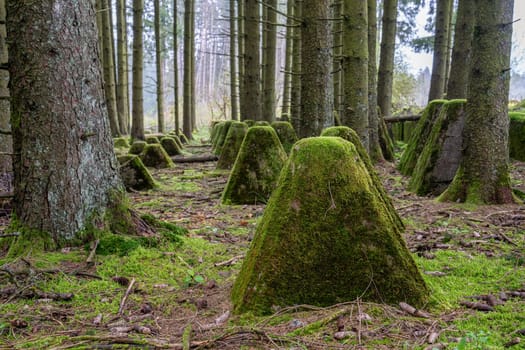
{"left": 1, "top": 130, "right": 525, "bottom": 349}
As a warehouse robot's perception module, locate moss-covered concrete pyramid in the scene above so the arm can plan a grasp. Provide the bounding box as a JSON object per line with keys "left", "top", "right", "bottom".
{"left": 231, "top": 137, "right": 428, "bottom": 315}
{"left": 509, "top": 112, "right": 525, "bottom": 161}
{"left": 140, "top": 144, "right": 174, "bottom": 168}
{"left": 118, "top": 155, "right": 156, "bottom": 191}
{"left": 271, "top": 121, "right": 298, "bottom": 154}
{"left": 217, "top": 121, "right": 248, "bottom": 170}
{"left": 321, "top": 126, "right": 404, "bottom": 232}
{"left": 160, "top": 136, "right": 184, "bottom": 156}
{"left": 398, "top": 100, "right": 447, "bottom": 175}
{"left": 213, "top": 120, "right": 234, "bottom": 155}
{"left": 409, "top": 100, "right": 466, "bottom": 196}
{"left": 222, "top": 126, "right": 287, "bottom": 204}
{"left": 129, "top": 141, "right": 147, "bottom": 155}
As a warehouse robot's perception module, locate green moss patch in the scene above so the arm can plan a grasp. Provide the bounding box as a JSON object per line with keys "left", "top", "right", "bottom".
{"left": 217, "top": 121, "right": 248, "bottom": 170}
{"left": 271, "top": 121, "right": 298, "bottom": 154}
{"left": 398, "top": 100, "right": 448, "bottom": 175}
{"left": 129, "top": 140, "right": 147, "bottom": 155}
{"left": 231, "top": 137, "right": 428, "bottom": 315}
{"left": 509, "top": 112, "right": 525, "bottom": 161}
{"left": 145, "top": 136, "right": 161, "bottom": 144}
{"left": 113, "top": 137, "right": 130, "bottom": 149}
{"left": 222, "top": 126, "right": 287, "bottom": 205}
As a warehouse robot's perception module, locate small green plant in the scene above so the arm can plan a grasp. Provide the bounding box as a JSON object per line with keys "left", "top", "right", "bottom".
{"left": 183, "top": 269, "right": 205, "bottom": 287}
{"left": 454, "top": 331, "right": 490, "bottom": 350}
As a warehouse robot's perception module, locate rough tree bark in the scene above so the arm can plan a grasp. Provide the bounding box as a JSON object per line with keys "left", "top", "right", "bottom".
{"left": 262, "top": 0, "right": 277, "bottom": 122}
{"left": 0, "top": 0, "right": 11, "bottom": 173}
{"left": 131, "top": 0, "right": 145, "bottom": 140}
{"left": 281, "top": 0, "right": 294, "bottom": 120}
{"left": 341, "top": 0, "right": 369, "bottom": 151}
{"left": 299, "top": 0, "right": 333, "bottom": 137}
{"left": 290, "top": 0, "right": 302, "bottom": 133}
{"left": 237, "top": 0, "right": 245, "bottom": 120}
{"left": 368, "top": 0, "right": 383, "bottom": 162}
{"left": 439, "top": 0, "right": 515, "bottom": 204}
{"left": 428, "top": 0, "right": 453, "bottom": 102}
{"left": 7, "top": 0, "right": 124, "bottom": 246}
{"left": 446, "top": 0, "right": 475, "bottom": 99}
{"left": 229, "top": 0, "right": 238, "bottom": 121}
{"left": 377, "top": 0, "right": 398, "bottom": 119}
{"left": 173, "top": 0, "right": 180, "bottom": 132}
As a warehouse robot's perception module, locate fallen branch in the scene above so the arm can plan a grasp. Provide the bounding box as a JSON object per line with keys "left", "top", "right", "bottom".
{"left": 86, "top": 239, "right": 99, "bottom": 265}
{"left": 459, "top": 301, "right": 494, "bottom": 312}
{"left": 214, "top": 255, "right": 244, "bottom": 267}
{"left": 399, "top": 302, "right": 431, "bottom": 318}
{"left": 118, "top": 278, "right": 136, "bottom": 315}
{"left": 383, "top": 114, "right": 421, "bottom": 123}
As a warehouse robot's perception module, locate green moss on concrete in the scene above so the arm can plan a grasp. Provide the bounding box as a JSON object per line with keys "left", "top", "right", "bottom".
{"left": 145, "top": 136, "right": 161, "bottom": 144}
{"left": 399, "top": 100, "right": 448, "bottom": 175}
{"left": 213, "top": 121, "right": 234, "bottom": 155}
{"left": 178, "top": 132, "right": 189, "bottom": 144}
{"left": 271, "top": 121, "right": 298, "bottom": 154}
{"left": 509, "top": 112, "right": 525, "bottom": 161}
{"left": 409, "top": 100, "right": 466, "bottom": 196}
{"left": 254, "top": 121, "right": 270, "bottom": 127}
{"left": 160, "top": 137, "right": 184, "bottom": 156}
{"left": 129, "top": 141, "right": 147, "bottom": 155}
{"left": 379, "top": 118, "right": 395, "bottom": 161}
{"left": 321, "top": 126, "right": 404, "bottom": 232}
{"left": 140, "top": 144, "right": 175, "bottom": 168}
{"left": 217, "top": 121, "right": 248, "bottom": 170}
{"left": 113, "top": 137, "right": 130, "bottom": 149}
{"left": 211, "top": 121, "right": 224, "bottom": 147}
{"left": 231, "top": 137, "right": 429, "bottom": 315}
{"left": 222, "top": 126, "right": 287, "bottom": 205}
{"left": 117, "top": 155, "right": 157, "bottom": 191}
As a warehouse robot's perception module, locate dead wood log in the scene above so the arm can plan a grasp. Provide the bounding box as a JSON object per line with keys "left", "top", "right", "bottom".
{"left": 383, "top": 115, "right": 421, "bottom": 123}
{"left": 172, "top": 155, "right": 218, "bottom": 163}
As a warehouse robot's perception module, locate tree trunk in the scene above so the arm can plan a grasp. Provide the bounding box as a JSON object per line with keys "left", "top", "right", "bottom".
{"left": 281, "top": 0, "right": 294, "bottom": 120}
{"left": 183, "top": 0, "right": 193, "bottom": 139}
{"left": 237, "top": 0, "right": 245, "bottom": 120}
{"left": 100, "top": 0, "right": 120, "bottom": 136}
{"left": 377, "top": 0, "right": 397, "bottom": 119}
{"left": 190, "top": 0, "right": 196, "bottom": 134}
{"left": 333, "top": 0, "right": 342, "bottom": 118}
{"left": 242, "top": 0, "right": 262, "bottom": 121}
{"left": 154, "top": 0, "right": 165, "bottom": 133}
{"left": 229, "top": 0, "right": 238, "bottom": 121}
{"left": 290, "top": 0, "right": 302, "bottom": 133}
{"left": 446, "top": 0, "right": 475, "bottom": 99}
{"left": 7, "top": 0, "right": 123, "bottom": 244}
{"left": 368, "top": 0, "right": 383, "bottom": 162}
{"left": 439, "top": 0, "right": 515, "bottom": 204}
{"left": 299, "top": 0, "right": 333, "bottom": 137}
{"left": 116, "top": 0, "right": 130, "bottom": 134}
{"left": 341, "top": 0, "right": 369, "bottom": 151}
{"left": 428, "top": 0, "right": 453, "bottom": 102}
{"left": 262, "top": 0, "right": 277, "bottom": 122}
{"left": 0, "top": 0, "right": 11, "bottom": 173}
{"left": 173, "top": 0, "right": 180, "bottom": 132}
{"left": 131, "top": 0, "right": 145, "bottom": 140}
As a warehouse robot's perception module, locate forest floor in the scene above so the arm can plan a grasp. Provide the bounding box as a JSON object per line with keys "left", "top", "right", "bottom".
{"left": 0, "top": 136, "right": 525, "bottom": 349}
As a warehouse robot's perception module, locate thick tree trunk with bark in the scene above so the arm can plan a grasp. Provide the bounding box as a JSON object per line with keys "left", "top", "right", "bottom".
{"left": 299, "top": 0, "right": 333, "bottom": 137}
{"left": 377, "top": 0, "right": 398, "bottom": 119}
{"left": 262, "top": 0, "right": 277, "bottom": 122}
{"left": 439, "top": 0, "right": 515, "bottom": 204}
{"left": 7, "top": 0, "right": 123, "bottom": 244}
{"left": 446, "top": 0, "right": 475, "bottom": 99}
{"left": 368, "top": 0, "right": 383, "bottom": 162}
{"left": 341, "top": 0, "right": 369, "bottom": 151}
{"left": 428, "top": 0, "right": 453, "bottom": 102}
{"left": 131, "top": 0, "right": 145, "bottom": 140}
{"left": 242, "top": 0, "right": 262, "bottom": 121}
{"left": 154, "top": 0, "right": 165, "bottom": 133}
{"left": 100, "top": 0, "right": 120, "bottom": 136}
{"left": 0, "top": 0, "right": 11, "bottom": 173}
{"left": 116, "top": 0, "right": 130, "bottom": 134}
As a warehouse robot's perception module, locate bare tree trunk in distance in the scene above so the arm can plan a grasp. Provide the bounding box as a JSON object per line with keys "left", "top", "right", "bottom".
{"left": 154, "top": 0, "right": 165, "bottom": 133}
{"left": 173, "top": 0, "right": 180, "bottom": 132}
{"left": 446, "top": 0, "right": 475, "bottom": 99}
{"left": 237, "top": 0, "right": 245, "bottom": 120}
{"left": 300, "top": 0, "right": 333, "bottom": 137}
{"left": 377, "top": 0, "right": 398, "bottom": 119}
{"left": 439, "top": 0, "right": 515, "bottom": 204}
{"left": 7, "top": 0, "right": 123, "bottom": 245}
{"left": 290, "top": 0, "right": 302, "bottom": 133}
{"left": 131, "top": 0, "right": 145, "bottom": 140}
{"left": 242, "top": 0, "right": 262, "bottom": 121}
{"left": 183, "top": 0, "right": 194, "bottom": 139}
{"left": 428, "top": 0, "right": 453, "bottom": 102}
{"left": 333, "top": 0, "right": 342, "bottom": 118}
{"left": 230, "top": 0, "right": 238, "bottom": 121}
{"left": 190, "top": 0, "right": 196, "bottom": 133}
{"left": 0, "top": 0, "right": 12, "bottom": 173}
{"left": 116, "top": 0, "right": 130, "bottom": 134}
{"left": 341, "top": 0, "right": 369, "bottom": 150}
{"left": 262, "top": 0, "right": 277, "bottom": 122}
{"left": 368, "top": 0, "right": 383, "bottom": 162}
{"left": 281, "top": 0, "right": 294, "bottom": 120}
